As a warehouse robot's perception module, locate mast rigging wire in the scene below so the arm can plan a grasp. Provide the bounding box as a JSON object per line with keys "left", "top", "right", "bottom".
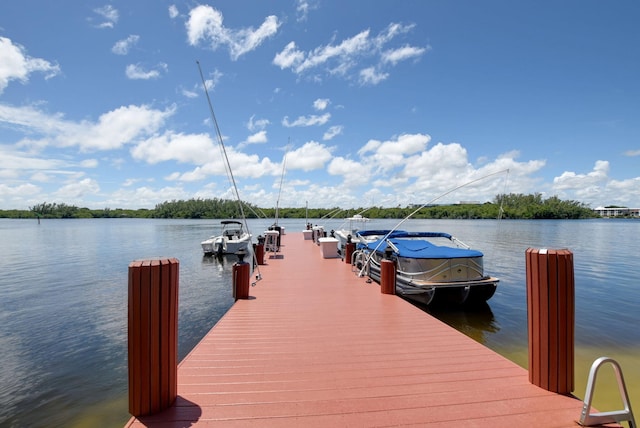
{"left": 356, "top": 168, "right": 510, "bottom": 277}
{"left": 196, "top": 60, "right": 261, "bottom": 282}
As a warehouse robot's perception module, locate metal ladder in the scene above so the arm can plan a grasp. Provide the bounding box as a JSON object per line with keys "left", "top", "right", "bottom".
{"left": 578, "top": 357, "right": 636, "bottom": 427}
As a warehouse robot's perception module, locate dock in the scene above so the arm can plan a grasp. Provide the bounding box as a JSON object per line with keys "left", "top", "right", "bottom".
{"left": 126, "top": 231, "right": 594, "bottom": 427}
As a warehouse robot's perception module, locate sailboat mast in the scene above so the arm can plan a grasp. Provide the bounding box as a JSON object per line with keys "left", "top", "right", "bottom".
{"left": 275, "top": 149, "right": 287, "bottom": 225}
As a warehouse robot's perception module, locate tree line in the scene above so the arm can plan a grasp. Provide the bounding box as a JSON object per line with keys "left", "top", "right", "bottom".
{"left": 0, "top": 194, "right": 602, "bottom": 220}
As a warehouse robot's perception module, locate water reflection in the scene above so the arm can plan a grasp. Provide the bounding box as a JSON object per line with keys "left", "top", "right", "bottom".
{"left": 1, "top": 218, "right": 639, "bottom": 427}
{"left": 407, "top": 299, "right": 500, "bottom": 345}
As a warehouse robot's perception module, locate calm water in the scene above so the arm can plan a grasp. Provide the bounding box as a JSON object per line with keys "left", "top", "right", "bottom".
{"left": 0, "top": 217, "right": 638, "bottom": 426}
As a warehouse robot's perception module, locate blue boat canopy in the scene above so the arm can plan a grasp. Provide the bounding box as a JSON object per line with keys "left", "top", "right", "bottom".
{"left": 360, "top": 230, "right": 484, "bottom": 259}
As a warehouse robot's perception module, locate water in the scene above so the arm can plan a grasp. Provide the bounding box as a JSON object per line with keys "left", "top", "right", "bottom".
{"left": 0, "top": 218, "right": 638, "bottom": 426}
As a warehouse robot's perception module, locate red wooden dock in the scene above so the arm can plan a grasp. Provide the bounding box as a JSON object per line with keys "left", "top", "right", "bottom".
{"left": 126, "top": 231, "right": 596, "bottom": 427}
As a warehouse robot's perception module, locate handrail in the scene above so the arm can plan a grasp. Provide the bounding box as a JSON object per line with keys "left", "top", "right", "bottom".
{"left": 577, "top": 357, "right": 636, "bottom": 427}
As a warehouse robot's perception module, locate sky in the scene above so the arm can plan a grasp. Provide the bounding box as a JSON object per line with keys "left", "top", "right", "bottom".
{"left": 1, "top": 1, "right": 639, "bottom": 211}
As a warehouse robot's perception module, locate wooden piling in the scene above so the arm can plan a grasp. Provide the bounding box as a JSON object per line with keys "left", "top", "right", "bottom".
{"left": 128, "top": 258, "right": 178, "bottom": 417}
{"left": 345, "top": 242, "right": 355, "bottom": 265}
{"left": 233, "top": 260, "right": 250, "bottom": 300}
{"left": 255, "top": 243, "right": 264, "bottom": 265}
{"left": 380, "top": 258, "right": 396, "bottom": 295}
{"left": 526, "top": 248, "right": 574, "bottom": 394}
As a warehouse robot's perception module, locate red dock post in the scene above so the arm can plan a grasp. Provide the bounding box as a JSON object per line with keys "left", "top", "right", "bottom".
{"left": 233, "top": 251, "right": 250, "bottom": 300}
{"left": 345, "top": 242, "right": 355, "bottom": 265}
{"left": 255, "top": 243, "right": 264, "bottom": 265}
{"left": 380, "top": 258, "right": 396, "bottom": 295}
{"left": 526, "top": 248, "right": 574, "bottom": 394}
{"left": 128, "top": 258, "right": 179, "bottom": 417}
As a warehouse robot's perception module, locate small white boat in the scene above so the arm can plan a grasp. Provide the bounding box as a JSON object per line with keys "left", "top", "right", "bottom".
{"left": 333, "top": 214, "right": 370, "bottom": 250}
{"left": 201, "top": 220, "right": 252, "bottom": 256}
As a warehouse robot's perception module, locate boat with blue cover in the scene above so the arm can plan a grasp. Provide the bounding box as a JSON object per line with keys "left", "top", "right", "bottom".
{"left": 352, "top": 230, "right": 499, "bottom": 306}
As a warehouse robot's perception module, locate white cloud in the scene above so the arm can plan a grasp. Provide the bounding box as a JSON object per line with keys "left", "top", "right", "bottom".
{"left": 92, "top": 5, "right": 119, "bottom": 29}
{"left": 54, "top": 178, "right": 100, "bottom": 200}
{"left": 296, "top": 0, "right": 317, "bottom": 22}
{"left": 125, "top": 63, "right": 168, "bottom": 80}
{"left": 0, "top": 146, "right": 66, "bottom": 170}
{"left": 313, "top": 98, "right": 330, "bottom": 111}
{"left": 382, "top": 44, "right": 429, "bottom": 65}
{"left": 0, "top": 183, "right": 40, "bottom": 197}
{"left": 553, "top": 160, "right": 609, "bottom": 190}
{"left": 282, "top": 113, "right": 331, "bottom": 127}
{"left": 359, "top": 67, "right": 389, "bottom": 85}
{"left": 246, "top": 130, "right": 268, "bottom": 144}
{"left": 168, "top": 5, "right": 179, "bottom": 19}
{"left": 359, "top": 133, "right": 430, "bottom": 158}
{"left": 286, "top": 141, "right": 333, "bottom": 171}
{"left": 103, "top": 185, "right": 187, "bottom": 209}
{"left": 73, "top": 104, "right": 176, "bottom": 151}
{"left": 186, "top": 5, "right": 280, "bottom": 60}
{"left": 131, "top": 132, "right": 217, "bottom": 164}
{"left": 328, "top": 156, "right": 370, "bottom": 186}
{"left": 281, "top": 30, "right": 370, "bottom": 74}
{"left": 323, "top": 125, "right": 343, "bottom": 140}
{"left": 273, "top": 42, "right": 305, "bottom": 69}
{"left": 181, "top": 87, "right": 198, "bottom": 98}
{"left": 80, "top": 159, "right": 98, "bottom": 168}
{"left": 112, "top": 35, "right": 140, "bottom": 55}
{"left": 0, "top": 103, "right": 176, "bottom": 152}
{"left": 247, "top": 115, "right": 270, "bottom": 132}
{"left": 0, "top": 37, "right": 61, "bottom": 94}
{"left": 273, "top": 22, "right": 427, "bottom": 84}
{"left": 197, "top": 68, "right": 223, "bottom": 92}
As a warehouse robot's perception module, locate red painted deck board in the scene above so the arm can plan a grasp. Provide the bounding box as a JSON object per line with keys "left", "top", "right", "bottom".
{"left": 126, "top": 231, "right": 600, "bottom": 427}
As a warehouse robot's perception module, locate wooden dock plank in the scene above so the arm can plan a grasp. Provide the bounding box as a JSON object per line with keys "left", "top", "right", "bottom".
{"left": 126, "top": 231, "right": 602, "bottom": 427}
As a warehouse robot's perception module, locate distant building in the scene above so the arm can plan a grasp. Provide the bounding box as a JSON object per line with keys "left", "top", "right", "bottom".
{"left": 593, "top": 206, "right": 640, "bottom": 217}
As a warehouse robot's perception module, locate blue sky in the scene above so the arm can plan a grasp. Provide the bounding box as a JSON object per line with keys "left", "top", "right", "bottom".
{"left": 1, "top": 1, "right": 639, "bottom": 210}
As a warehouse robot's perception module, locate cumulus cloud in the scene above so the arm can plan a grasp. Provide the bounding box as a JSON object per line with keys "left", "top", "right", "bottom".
{"left": 553, "top": 160, "right": 609, "bottom": 190}
{"left": 174, "top": 148, "right": 279, "bottom": 182}
{"left": 287, "top": 141, "right": 333, "bottom": 171}
{"left": 186, "top": 5, "right": 280, "bottom": 60}
{"left": 54, "top": 178, "right": 100, "bottom": 199}
{"left": 0, "top": 37, "right": 61, "bottom": 94}
{"left": 75, "top": 104, "right": 175, "bottom": 151}
{"left": 131, "top": 132, "right": 217, "bottom": 164}
{"left": 246, "top": 130, "right": 268, "bottom": 144}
